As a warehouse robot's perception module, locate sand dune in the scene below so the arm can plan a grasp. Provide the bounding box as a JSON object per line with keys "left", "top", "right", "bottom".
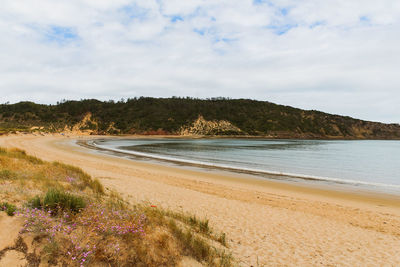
{"left": 1, "top": 134, "right": 400, "bottom": 266}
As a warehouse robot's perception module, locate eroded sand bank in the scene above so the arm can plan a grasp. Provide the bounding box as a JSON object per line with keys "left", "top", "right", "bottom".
{"left": 1, "top": 134, "right": 400, "bottom": 266}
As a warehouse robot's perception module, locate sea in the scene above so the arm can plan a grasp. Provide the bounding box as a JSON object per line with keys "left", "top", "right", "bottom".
{"left": 87, "top": 138, "right": 400, "bottom": 195}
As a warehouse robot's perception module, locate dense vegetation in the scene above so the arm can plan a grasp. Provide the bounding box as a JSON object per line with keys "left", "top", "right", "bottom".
{"left": 1, "top": 97, "right": 400, "bottom": 139}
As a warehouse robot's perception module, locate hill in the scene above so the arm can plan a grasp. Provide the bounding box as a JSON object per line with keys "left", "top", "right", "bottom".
{"left": 1, "top": 97, "right": 399, "bottom": 139}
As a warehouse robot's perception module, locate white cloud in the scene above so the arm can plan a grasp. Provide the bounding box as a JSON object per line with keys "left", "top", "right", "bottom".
{"left": 0, "top": 0, "right": 399, "bottom": 123}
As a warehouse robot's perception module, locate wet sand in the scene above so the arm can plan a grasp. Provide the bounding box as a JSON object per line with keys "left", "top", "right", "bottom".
{"left": 1, "top": 134, "right": 400, "bottom": 266}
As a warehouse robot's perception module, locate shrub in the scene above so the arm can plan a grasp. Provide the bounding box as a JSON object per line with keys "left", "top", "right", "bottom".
{"left": 0, "top": 202, "right": 17, "bottom": 216}
{"left": 42, "top": 188, "right": 86, "bottom": 213}
{"left": 28, "top": 195, "right": 42, "bottom": 209}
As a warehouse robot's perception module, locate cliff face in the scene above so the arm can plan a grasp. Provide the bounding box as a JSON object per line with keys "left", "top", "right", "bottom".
{"left": 179, "top": 115, "right": 244, "bottom": 136}
{"left": 347, "top": 121, "right": 400, "bottom": 139}
{"left": 62, "top": 113, "right": 122, "bottom": 135}
{"left": 62, "top": 113, "right": 98, "bottom": 135}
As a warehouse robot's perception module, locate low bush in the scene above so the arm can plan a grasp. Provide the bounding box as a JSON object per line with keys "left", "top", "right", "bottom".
{"left": 0, "top": 201, "right": 17, "bottom": 216}
{"left": 28, "top": 189, "right": 86, "bottom": 213}
{"left": 44, "top": 188, "right": 86, "bottom": 213}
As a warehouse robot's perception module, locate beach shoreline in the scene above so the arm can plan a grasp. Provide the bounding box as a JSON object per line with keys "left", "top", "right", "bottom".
{"left": 82, "top": 136, "right": 400, "bottom": 199}
{"left": 1, "top": 134, "right": 400, "bottom": 266}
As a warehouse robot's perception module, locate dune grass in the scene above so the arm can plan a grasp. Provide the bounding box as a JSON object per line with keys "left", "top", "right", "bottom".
{"left": 140, "top": 204, "right": 232, "bottom": 266}
{"left": 164, "top": 209, "right": 228, "bottom": 246}
{"left": 0, "top": 146, "right": 234, "bottom": 266}
{"left": 0, "top": 147, "right": 44, "bottom": 165}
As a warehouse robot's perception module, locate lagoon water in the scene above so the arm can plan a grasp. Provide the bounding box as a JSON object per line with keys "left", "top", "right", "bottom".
{"left": 91, "top": 138, "right": 400, "bottom": 194}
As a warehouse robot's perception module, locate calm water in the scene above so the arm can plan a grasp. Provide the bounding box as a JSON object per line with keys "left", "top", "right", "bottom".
{"left": 90, "top": 138, "right": 400, "bottom": 194}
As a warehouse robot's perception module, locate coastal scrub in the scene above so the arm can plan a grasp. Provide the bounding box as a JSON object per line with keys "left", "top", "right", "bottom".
{"left": 0, "top": 147, "right": 233, "bottom": 266}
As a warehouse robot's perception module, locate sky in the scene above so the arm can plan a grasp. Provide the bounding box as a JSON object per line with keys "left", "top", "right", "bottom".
{"left": 0, "top": 0, "right": 399, "bottom": 123}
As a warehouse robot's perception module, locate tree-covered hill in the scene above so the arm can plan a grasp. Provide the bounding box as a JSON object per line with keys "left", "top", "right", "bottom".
{"left": 1, "top": 97, "right": 399, "bottom": 139}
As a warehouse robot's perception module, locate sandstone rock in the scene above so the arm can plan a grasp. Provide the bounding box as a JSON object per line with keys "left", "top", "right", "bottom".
{"left": 179, "top": 115, "right": 244, "bottom": 136}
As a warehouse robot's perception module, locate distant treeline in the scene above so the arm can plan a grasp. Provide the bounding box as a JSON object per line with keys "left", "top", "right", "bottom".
{"left": 1, "top": 97, "right": 400, "bottom": 139}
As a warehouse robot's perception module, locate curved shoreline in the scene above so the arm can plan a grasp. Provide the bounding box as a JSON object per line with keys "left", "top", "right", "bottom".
{"left": 83, "top": 138, "right": 400, "bottom": 194}
{"left": 1, "top": 134, "right": 400, "bottom": 266}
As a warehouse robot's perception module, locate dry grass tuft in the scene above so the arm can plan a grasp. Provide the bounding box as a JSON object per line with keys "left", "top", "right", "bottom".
{"left": 0, "top": 147, "right": 44, "bottom": 165}
{"left": 165, "top": 209, "right": 229, "bottom": 247}
{"left": 142, "top": 205, "right": 233, "bottom": 266}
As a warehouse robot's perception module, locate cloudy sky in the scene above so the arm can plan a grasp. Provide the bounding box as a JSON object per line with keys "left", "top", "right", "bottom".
{"left": 0, "top": 0, "right": 399, "bottom": 123}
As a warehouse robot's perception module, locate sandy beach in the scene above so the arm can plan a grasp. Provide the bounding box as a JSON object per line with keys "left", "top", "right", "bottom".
{"left": 1, "top": 134, "right": 400, "bottom": 266}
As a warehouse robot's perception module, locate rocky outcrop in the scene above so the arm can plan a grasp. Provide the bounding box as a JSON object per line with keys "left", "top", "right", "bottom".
{"left": 105, "top": 122, "right": 120, "bottom": 135}
{"left": 63, "top": 113, "right": 98, "bottom": 135}
{"left": 179, "top": 115, "right": 245, "bottom": 136}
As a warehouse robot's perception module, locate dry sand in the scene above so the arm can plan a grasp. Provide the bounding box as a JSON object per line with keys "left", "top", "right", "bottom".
{"left": 1, "top": 134, "right": 400, "bottom": 266}
{"left": 0, "top": 214, "right": 25, "bottom": 266}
